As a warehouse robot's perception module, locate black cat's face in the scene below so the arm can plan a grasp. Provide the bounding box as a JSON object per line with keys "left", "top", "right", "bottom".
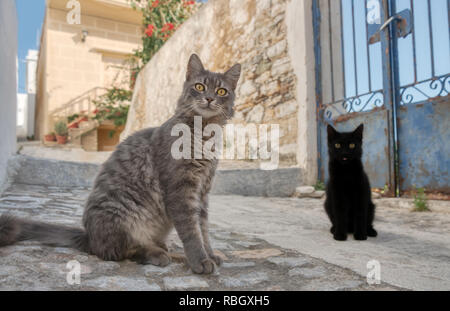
{"left": 327, "top": 124, "right": 364, "bottom": 164}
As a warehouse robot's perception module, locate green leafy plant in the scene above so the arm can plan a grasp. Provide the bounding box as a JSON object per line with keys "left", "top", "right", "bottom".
{"left": 54, "top": 121, "right": 68, "bottom": 136}
{"left": 93, "top": 88, "right": 132, "bottom": 137}
{"left": 412, "top": 186, "right": 430, "bottom": 212}
{"left": 67, "top": 113, "right": 80, "bottom": 123}
{"left": 128, "top": 0, "right": 200, "bottom": 86}
{"left": 314, "top": 180, "right": 326, "bottom": 191}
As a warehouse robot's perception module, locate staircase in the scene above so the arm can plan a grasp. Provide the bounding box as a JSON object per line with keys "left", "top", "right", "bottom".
{"left": 48, "top": 87, "right": 107, "bottom": 120}
{"left": 68, "top": 120, "right": 100, "bottom": 151}
{"left": 47, "top": 87, "right": 107, "bottom": 150}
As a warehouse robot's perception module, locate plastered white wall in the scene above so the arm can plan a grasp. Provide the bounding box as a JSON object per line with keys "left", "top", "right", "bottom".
{"left": 0, "top": 0, "right": 18, "bottom": 193}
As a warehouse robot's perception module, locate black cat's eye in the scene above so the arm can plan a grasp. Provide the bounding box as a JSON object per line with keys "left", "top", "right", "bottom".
{"left": 216, "top": 88, "right": 228, "bottom": 96}
{"left": 349, "top": 143, "right": 356, "bottom": 149}
{"left": 335, "top": 143, "right": 341, "bottom": 149}
{"left": 194, "top": 83, "right": 205, "bottom": 92}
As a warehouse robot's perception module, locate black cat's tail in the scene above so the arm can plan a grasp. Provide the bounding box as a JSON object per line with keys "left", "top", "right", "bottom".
{"left": 0, "top": 214, "right": 89, "bottom": 252}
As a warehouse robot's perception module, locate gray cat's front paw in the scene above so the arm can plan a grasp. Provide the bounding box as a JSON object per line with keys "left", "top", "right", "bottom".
{"left": 208, "top": 252, "right": 223, "bottom": 266}
{"left": 146, "top": 253, "right": 171, "bottom": 267}
{"left": 191, "top": 258, "right": 216, "bottom": 274}
{"left": 135, "top": 251, "right": 171, "bottom": 266}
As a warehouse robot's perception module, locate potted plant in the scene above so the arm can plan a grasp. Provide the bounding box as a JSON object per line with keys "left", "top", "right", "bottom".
{"left": 67, "top": 113, "right": 89, "bottom": 129}
{"left": 54, "top": 121, "right": 69, "bottom": 144}
{"left": 44, "top": 132, "right": 56, "bottom": 142}
{"left": 93, "top": 87, "right": 132, "bottom": 138}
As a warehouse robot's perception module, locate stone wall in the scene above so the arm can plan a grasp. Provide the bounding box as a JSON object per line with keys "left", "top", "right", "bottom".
{"left": 122, "top": 0, "right": 318, "bottom": 177}
{"left": 0, "top": 0, "right": 18, "bottom": 194}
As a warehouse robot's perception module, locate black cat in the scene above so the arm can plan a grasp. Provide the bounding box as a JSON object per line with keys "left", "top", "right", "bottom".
{"left": 324, "top": 124, "right": 377, "bottom": 241}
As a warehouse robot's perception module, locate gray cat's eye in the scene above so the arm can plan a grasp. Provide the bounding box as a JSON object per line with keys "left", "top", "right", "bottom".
{"left": 216, "top": 88, "right": 228, "bottom": 96}
{"left": 194, "top": 83, "right": 205, "bottom": 92}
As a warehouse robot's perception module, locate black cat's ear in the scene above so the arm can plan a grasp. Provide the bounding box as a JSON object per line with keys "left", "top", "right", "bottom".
{"left": 186, "top": 54, "right": 204, "bottom": 80}
{"left": 354, "top": 124, "right": 364, "bottom": 140}
{"left": 327, "top": 125, "right": 338, "bottom": 140}
{"left": 224, "top": 63, "right": 241, "bottom": 90}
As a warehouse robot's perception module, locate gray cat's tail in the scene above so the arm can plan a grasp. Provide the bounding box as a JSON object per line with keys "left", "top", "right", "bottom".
{"left": 0, "top": 214, "right": 89, "bottom": 252}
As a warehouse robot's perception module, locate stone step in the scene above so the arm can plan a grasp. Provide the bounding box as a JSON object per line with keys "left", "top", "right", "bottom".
{"left": 213, "top": 167, "right": 301, "bottom": 197}
{"left": 9, "top": 155, "right": 302, "bottom": 197}
{"left": 11, "top": 155, "right": 99, "bottom": 188}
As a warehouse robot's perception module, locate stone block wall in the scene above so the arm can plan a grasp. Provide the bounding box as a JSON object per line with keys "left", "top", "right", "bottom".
{"left": 121, "top": 0, "right": 318, "bottom": 178}
{"left": 230, "top": 0, "right": 298, "bottom": 163}
{"left": 81, "top": 130, "right": 98, "bottom": 152}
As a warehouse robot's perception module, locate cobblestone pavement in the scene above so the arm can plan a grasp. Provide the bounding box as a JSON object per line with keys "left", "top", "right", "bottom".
{"left": 0, "top": 183, "right": 408, "bottom": 291}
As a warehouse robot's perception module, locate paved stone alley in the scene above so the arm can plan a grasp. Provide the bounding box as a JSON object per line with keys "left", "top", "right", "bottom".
{"left": 0, "top": 183, "right": 449, "bottom": 291}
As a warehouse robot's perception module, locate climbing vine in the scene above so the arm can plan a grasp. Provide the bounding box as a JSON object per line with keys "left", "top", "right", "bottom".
{"left": 128, "top": 0, "right": 200, "bottom": 88}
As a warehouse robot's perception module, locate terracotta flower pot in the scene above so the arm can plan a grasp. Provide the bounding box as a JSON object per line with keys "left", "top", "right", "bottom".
{"left": 56, "top": 135, "right": 68, "bottom": 144}
{"left": 44, "top": 134, "right": 56, "bottom": 142}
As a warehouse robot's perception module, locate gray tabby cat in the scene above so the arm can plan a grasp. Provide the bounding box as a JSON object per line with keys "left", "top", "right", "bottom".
{"left": 0, "top": 54, "right": 241, "bottom": 274}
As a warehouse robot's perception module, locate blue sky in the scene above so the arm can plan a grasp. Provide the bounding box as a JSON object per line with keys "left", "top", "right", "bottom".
{"left": 16, "top": 0, "right": 45, "bottom": 94}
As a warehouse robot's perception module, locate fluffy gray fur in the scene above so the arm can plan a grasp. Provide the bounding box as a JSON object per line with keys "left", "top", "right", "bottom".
{"left": 0, "top": 54, "right": 241, "bottom": 274}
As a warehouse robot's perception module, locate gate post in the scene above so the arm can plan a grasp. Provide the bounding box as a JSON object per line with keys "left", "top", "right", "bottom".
{"left": 380, "top": 0, "right": 398, "bottom": 195}
{"left": 285, "top": 0, "right": 318, "bottom": 185}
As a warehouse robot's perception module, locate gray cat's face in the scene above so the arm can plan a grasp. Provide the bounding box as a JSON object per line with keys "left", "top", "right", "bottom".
{"left": 180, "top": 54, "right": 241, "bottom": 119}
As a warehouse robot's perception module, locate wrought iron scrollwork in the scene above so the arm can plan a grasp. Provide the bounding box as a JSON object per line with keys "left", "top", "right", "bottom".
{"left": 399, "top": 74, "right": 450, "bottom": 105}
{"left": 323, "top": 90, "right": 384, "bottom": 121}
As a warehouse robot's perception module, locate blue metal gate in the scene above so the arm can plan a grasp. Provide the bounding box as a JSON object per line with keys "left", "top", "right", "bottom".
{"left": 314, "top": 0, "right": 450, "bottom": 194}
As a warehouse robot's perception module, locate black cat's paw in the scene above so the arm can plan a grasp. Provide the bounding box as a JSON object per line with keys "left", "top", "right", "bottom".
{"left": 333, "top": 233, "right": 347, "bottom": 241}
{"left": 353, "top": 233, "right": 368, "bottom": 241}
{"left": 330, "top": 226, "right": 335, "bottom": 234}
{"left": 368, "top": 227, "right": 378, "bottom": 237}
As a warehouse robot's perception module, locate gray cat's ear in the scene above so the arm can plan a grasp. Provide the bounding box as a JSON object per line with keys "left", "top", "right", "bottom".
{"left": 186, "top": 54, "right": 204, "bottom": 80}
{"left": 224, "top": 63, "right": 241, "bottom": 90}
{"left": 327, "top": 125, "right": 337, "bottom": 140}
